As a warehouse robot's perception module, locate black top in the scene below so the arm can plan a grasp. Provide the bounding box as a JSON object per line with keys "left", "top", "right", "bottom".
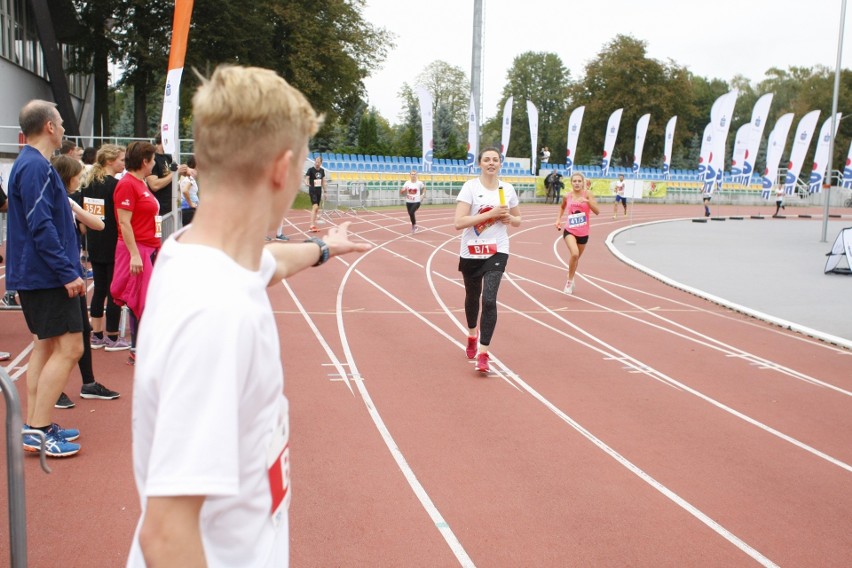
{"left": 150, "top": 152, "right": 174, "bottom": 214}
{"left": 305, "top": 166, "right": 325, "bottom": 190}
{"left": 81, "top": 175, "right": 120, "bottom": 263}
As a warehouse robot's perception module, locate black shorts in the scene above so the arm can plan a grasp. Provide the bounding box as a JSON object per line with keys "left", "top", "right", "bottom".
{"left": 309, "top": 187, "right": 322, "bottom": 206}
{"left": 563, "top": 231, "right": 589, "bottom": 245}
{"left": 19, "top": 288, "right": 84, "bottom": 339}
{"left": 458, "top": 252, "right": 509, "bottom": 279}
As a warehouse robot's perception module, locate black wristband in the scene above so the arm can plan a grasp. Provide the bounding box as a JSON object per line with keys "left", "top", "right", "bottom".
{"left": 304, "top": 237, "right": 330, "bottom": 266}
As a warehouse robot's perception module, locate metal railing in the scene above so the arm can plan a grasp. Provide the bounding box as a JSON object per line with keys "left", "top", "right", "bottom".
{"left": 2, "top": 367, "right": 52, "bottom": 568}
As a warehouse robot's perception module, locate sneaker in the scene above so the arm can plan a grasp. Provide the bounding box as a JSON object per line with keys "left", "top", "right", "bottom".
{"left": 310, "top": 225, "right": 319, "bottom": 233}
{"left": 127, "top": 351, "right": 136, "bottom": 366}
{"left": 0, "top": 351, "right": 10, "bottom": 361}
{"left": 104, "top": 336, "right": 131, "bottom": 352}
{"left": 1, "top": 292, "right": 22, "bottom": 310}
{"left": 55, "top": 392, "right": 75, "bottom": 409}
{"left": 264, "top": 236, "right": 273, "bottom": 242}
{"left": 23, "top": 423, "right": 80, "bottom": 446}
{"left": 90, "top": 334, "right": 107, "bottom": 349}
{"left": 84, "top": 269, "right": 94, "bottom": 279}
{"left": 466, "top": 335, "right": 478, "bottom": 359}
{"left": 563, "top": 280, "right": 574, "bottom": 295}
{"left": 475, "top": 352, "right": 490, "bottom": 373}
{"left": 47, "top": 423, "right": 80, "bottom": 441}
{"left": 23, "top": 428, "right": 80, "bottom": 457}
{"left": 275, "top": 234, "right": 289, "bottom": 241}
{"left": 81, "top": 382, "right": 120, "bottom": 400}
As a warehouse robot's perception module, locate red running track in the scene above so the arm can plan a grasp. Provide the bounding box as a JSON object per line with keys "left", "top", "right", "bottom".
{"left": 1, "top": 203, "right": 851, "bottom": 567}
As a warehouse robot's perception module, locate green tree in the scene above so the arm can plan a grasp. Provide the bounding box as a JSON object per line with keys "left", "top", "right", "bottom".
{"left": 569, "top": 35, "right": 698, "bottom": 169}
{"left": 494, "top": 51, "right": 570, "bottom": 162}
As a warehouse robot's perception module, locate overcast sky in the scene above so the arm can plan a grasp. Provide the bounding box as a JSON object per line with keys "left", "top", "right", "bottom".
{"left": 362, "top": 0, "right": 851, "bottom": 124}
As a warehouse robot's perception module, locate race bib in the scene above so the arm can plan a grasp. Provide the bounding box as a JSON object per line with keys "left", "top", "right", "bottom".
{"left": 267, "top": 399, "right": 291, "bottom": 528}
{"left": 313, "top": 178, "right": 322, "bottom": 187}
{"left": 567, "top": 212, "right": 587, "bottom": 228}
{"left": 467, "top": 238, "right": 497, "bottom": 258}
{"left": 83, "top": 197, "right": 105, "bottom": 220}
{"left": 154, "top": 215, "right": 163, "bottom": 238}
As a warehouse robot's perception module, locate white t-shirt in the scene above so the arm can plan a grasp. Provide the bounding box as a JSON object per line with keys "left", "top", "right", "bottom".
{"left": 775, "top": 186, "right": 785, "bottom": 200}
{"left": 456, "top": 178, "right": 518, "bottom": 258}
{"left": 402, "top": 180, "right": 425, "bottom": 203}
{"left": 128, "top": 231, "right": 289, "bottom": 568}
{"left": 614, "top": 179, "right": 625, "bottom": 196}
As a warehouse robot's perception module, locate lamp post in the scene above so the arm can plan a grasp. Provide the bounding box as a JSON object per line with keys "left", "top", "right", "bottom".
{"left": 822, "top": 0, "right": 848, "bottom": 242}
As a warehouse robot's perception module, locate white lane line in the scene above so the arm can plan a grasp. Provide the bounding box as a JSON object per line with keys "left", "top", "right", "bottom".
{"left": 605, "top": 219, "right": 852, "bottom": 351}
{"left": 333, "top": 247, "right": 476, "bottom": 567}
{"left": 421, "top": 234, "right": 779, "bottom": 567}
{"left": 500, "top": 271, "right": 852, "bottom": 474}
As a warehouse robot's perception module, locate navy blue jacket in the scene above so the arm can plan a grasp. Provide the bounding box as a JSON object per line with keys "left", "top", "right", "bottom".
{"left": 5, "top": 145, "right": 81, "bottom": 290}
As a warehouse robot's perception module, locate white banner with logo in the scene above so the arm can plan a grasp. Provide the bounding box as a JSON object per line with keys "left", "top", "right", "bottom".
{"left": 704, "top": 90, "right": 737, "bottom": 193}
{"left": 730, "top": 123, "right": 751, "bottom": 185}
{"left": 741, "top": 92, "right": 774, "bottom": 185}
{"left": 808, "top": 113, "right": 841, "bottom": 193}
{"left": 698, "top": 123, "right": 713, "bottom": 191}
{"left": 500, "top": 96, "right": 513, "bottom": 163}
{"left": 843, "top": 139, "right": 852, "bottom": 189}
{"left": 761, "top": 113, "right": 794, "bottom": 199}
{"left": 466, "top": 94, "right": 478, "bottom": 172}
{"left": 662, "top": 115, "right": 677, "bottom": 179}
{"left": 527, "top": 100, "right": 538, "bottom": 174}
{"left": 601, "top": 108, "right": 623, "bottom": 177}
{"left": 416, "top": 86, "right": 433, "bottom": 171}
{"left": 784, "top": 110, "right": 821, "bottom": 194}
{"left": 632, "top": 113, "right": 650, "bottom": 175}
{"left": 565, "top": 106, "right": 585, "bottom": 177}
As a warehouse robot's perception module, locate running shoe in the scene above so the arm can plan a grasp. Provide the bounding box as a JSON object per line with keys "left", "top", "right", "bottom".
{"left": 0, "top": 351, "right": 10, "bottom": 361}
{"left": 81, "top": 382, "right": 120, "bottom": 400}
{"left": 23, "top": 423, "right": 80, "bottom": 445}
{"left": 127, "top": 350, "right": 136, "bottom": 366}
{"left": 104, "top": 336, "right": 131, "bottom": 352}
{"left": 264, "top": 236, "right": 273, "bottom": 242}
{"left": 563, "top": 280, "right": 574, "bottom": 295}
{"left": 90, "top": 334, "right": 107, "bottom": 349}
{"left": 310, "top": 225, "right": 318, "bottom": 233}
{"left": 55, "top": 392, "right": 75, "bottom": 409}
{"left": 23, "top": 428, "right": 80, "bottom": 457}
{"left": 275, "top": 234, "right": 289, "bottom": 241}
{"left": 475, "top": 352, "right": 490, "bottom": 373}
{"left": 1, "top": 292, "right": 22, "bottom": 310}
{"left": 466, "top": 335, "right": 478, "bottom": 359}
{"left": 84, "top": 269, "right": 94, "bottom": 279}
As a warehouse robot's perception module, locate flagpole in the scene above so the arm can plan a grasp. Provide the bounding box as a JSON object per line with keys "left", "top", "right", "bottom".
{"left": 822, "top": 0, "right": 847, "bottom": 242}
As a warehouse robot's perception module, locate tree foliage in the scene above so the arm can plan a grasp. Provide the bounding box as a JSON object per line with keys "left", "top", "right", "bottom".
{"left": 568, "top": 35, "right": 697, "bottom": 168}
{"left": 493, "top": 52, "right": 570, "bottom": 161}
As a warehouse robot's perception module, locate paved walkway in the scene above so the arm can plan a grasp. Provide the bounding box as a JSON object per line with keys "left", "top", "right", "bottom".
{"left": 608, "top": 215, "right": 852, "bottom": 349}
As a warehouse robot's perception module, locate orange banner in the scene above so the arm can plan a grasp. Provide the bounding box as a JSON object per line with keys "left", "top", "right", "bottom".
{"left": 167, "top": 0, "right": 194, "bottom": 71}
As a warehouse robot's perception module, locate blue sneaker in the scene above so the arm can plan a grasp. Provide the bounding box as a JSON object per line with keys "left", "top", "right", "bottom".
{"left": 23, "top": 429, "right": 80, "bottom": 457}
{"left": 23, "top": 423, "right": 80, "bottom": 444}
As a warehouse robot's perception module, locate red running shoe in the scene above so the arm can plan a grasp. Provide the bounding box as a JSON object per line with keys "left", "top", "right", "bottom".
{"left": 475, "top": 352, "right": 490, "bottom": 373}
{"left": 466, "top": 335, "right": 478, "bottom": 359}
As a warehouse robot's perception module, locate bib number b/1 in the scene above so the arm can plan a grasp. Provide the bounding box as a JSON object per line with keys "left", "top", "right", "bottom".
{"left": 467, "top": 238, "right": 497, "bottom": 258}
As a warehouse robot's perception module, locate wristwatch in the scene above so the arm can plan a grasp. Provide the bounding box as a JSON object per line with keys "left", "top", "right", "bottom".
{"left": 304, "top": 237, "right": 330, "bottom": 266}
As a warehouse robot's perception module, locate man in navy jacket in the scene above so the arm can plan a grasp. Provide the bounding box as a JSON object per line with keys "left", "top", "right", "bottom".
{"left": 6, "top": 100, "right": 85, "bottom": 457}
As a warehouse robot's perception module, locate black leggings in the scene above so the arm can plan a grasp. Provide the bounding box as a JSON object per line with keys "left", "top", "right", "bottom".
{"left": 406, "top": 202, "right": 421, "bottom": 225}
{"left": 462, "top": 270, "right": 503, "bottom": 346}
{"left": 77, "top": 295, "right": 94, "bottom": 385}
{"left": 90, "top": 260, "right": 121, "bottom": 333}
